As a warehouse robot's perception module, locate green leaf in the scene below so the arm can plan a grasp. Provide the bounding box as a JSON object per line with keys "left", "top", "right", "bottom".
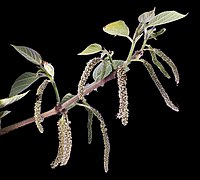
{"left": 9, "top": 72, "right": 40, "bottom": 97}
{"left": 149, "top": 28, "right": 166, "bottom": 40}
{"left": 92, "top": 61, "right": 112, "bottom": 81}
{"left": 43, "top": 61, "right": 55, "bottom": 79}
{"left": 61, "top": 93, "right": 77, "bottom": 110}
{"left": 78, "top": 43, "right": 102, "bottom": 55}
{"left": 112, "top": 60, "right": 130, "bottom": 72}
{"left": 0, "top": 91, "right": 30, "bottom": 108}
{"left": 138, "top": 7, "right": 156, "bottom": 23}
{"left": 148, "top": 11, "right": 188, "bottom": 27}
{"left": 0, "top": 110, "right": 11, "bottom": 119}
{"left": 61, "top": 93, "right": 75, "bottom": 104}
{"left": 103, "top": 20, "right": 130, "bottom": 37}
{"left": 11, "top": 45, "right": 42, "bottom": 65}
{"left": 149, "top": 49, "right": 171, "bottom": 79}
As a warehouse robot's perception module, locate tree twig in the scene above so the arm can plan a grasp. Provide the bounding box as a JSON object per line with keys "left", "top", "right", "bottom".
{"left": 0, "top": 71, "right": 116, "bottom": 136}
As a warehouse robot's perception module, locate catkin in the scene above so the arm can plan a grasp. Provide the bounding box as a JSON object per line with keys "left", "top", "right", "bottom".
{"left": 92, "top": 108, "right": 110, "bottom": 173}
{"left": 116, "top": 65, "right": 129, "bottom": 126}
{"left": 78, "top": 58, "right": 101, "bottom": 100}
{"left": 143, "top": 60, "right": 179, "bottom": 112}
{"left": 34, "top": 79, "right": 49, "bottom": 133}
{"left": 154, "top": 48, "right": 179, "bottom": 85}
{"left": 51, "top": 113, "right": 72, "bottom": 168}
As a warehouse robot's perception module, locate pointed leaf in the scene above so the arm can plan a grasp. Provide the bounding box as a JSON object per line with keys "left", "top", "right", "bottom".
{"left": 138, "top": 7, "right": 156, "bottom": 23}
{"left": 148, "top": 11, "right": 188, "bottom": 27}
{"left": 61, "top": 93, "right": 77, "bottom": 110}
{"left": 103, "top": 20, "right": 129, "bottom": 37}
{"left": 78, "top": 43, "right": 102, "bottom": 55}
{"left": 149, "top": 28, "right": 166, "bottom": 40}
{"left": 149, "top": 49, "right": 171, "bottom": 79}
{"left": 11, "top": 45, "right": 42, "bottom": 65}
{"left": 9, "top": 72, "right": 40, "bottom": 97}
{"left": 0, "top": 91, "right": 30, "bottom": 108}
{"left": 61, "top": 93, "right": 75, "bottom": 104}
{"left": 43, "top": 61, "right": 55, "bottom": 78}
{"left": 0, "top": 110, "right": 11, "bottom": 119}
{"left": 92, "top": 61, "right": 112, "bottom": 81}
{"left": 112, "top": 60, "right": 130, "bottom": 72}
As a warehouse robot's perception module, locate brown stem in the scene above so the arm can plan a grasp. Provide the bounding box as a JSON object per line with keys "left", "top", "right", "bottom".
{"left": 0, "top": 71, "right": 116, "bottom": 136}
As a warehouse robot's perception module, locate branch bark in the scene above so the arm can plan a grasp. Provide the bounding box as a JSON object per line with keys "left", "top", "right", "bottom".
{"left": 0, "top": 71, "right": 116, "bottom": 136}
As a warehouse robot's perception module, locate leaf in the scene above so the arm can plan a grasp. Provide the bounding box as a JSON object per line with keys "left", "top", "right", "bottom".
{"left": 61, "top": 93, "right": 77, "bottom": 110}
{"left": 11, "top": 44, "right": 42, "bottom": 65}
{"left": 103, "top": 20, "right": 130, "bottom": 37}
{"left": 138, "top": 7, "right": 156, "bottom": 23}
{"left": 43, "top": 61, "right": 55, "bottom": 79}
{"left": 0, "top": 110, "right": 11, "bottom": 119}
{"left": 78, "top": 43, "right": 102, "bottom": 55}
{"left": 9, "top": 72, "right": 40, "bottom": 97}
{"left": 149, "top": 28, "right": 166, "bottom": 40}
{"left": 149, "top": 49, "right": 171, "bottom": 79}
{"left": 148, "top": 11, "right": 188, "bottom": 27}
{"left": 0, "top": 91, "right": 30, "bottom": 108}
{"left": 92, "top": 61, "right": 112, "bottom": 81}
{"left": 61, "top": 93, "right": 75, "bottom": 104}
{"left": 112, "top": 60, "right": 130, "bottom": 72}
{"left": 142, "top": 59, "right": 179, "bottom": 112}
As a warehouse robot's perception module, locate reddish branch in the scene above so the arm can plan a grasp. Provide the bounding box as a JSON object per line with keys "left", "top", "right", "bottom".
{"left": 0, "top": 71, "right": 116, "bottom": 136}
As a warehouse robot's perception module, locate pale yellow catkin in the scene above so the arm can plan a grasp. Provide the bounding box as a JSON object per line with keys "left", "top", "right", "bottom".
{"left": 92, "top": 108, "right": 110, "bottom": 173}
{"left": 78, "top": 58, "right": 101, "bottom": 100}
{"left": 116, "top": 65, "right": 129, "bottom": 126}
{"left": 34, "top": 79, "right": 49, "bottom": 133}
{"left": 50, "top": 113, "right": 72, "bottom": 168}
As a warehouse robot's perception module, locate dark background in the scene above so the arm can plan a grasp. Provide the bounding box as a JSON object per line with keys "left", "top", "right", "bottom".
{"left": 0, "top": 0, "right": 196, "bottom": 179}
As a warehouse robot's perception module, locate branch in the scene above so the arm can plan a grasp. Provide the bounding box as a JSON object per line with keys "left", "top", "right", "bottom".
{"left": 0, "top": 71, "right": 116, "bottom": 136}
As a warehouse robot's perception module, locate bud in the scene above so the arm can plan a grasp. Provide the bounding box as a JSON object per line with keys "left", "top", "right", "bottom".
{"left": 43, "top": 61, "right": 55, "bottom": 79}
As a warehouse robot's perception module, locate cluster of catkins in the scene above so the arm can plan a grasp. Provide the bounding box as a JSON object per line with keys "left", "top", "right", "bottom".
{"left": 33, "top": 56, "right": 129, "bottom": 173}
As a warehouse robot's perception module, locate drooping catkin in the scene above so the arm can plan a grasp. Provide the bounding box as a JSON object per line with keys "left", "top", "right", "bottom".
{"left": 143, "top": 60, "right": 179, "bottom": 112}
{"left": 116, "top": 65, "right": 129, "bottom": 126}
{"left": 149, "top": 49, "right": 171, "bottom": 79}
{"left": 92, "top": 108, "right": 110, "bottom": 173}
{"left": 87, "top": 109, "right": 93, "bottom": 144}
{"left": 34, "top": 79, "right": 49, "bottom": 133}
{"left": 50, "top": 113, "right": 72, "bottom": 168}
{"left": 78, "top": 57, "right": 101, "bottom": 100}
{"left": 154, "top": 48, "right": 179, "bottom": 85}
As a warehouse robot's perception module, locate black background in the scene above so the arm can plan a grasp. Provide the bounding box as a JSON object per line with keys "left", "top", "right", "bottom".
{"left": 0, "top": 0, "right": 197, "bottom": 179}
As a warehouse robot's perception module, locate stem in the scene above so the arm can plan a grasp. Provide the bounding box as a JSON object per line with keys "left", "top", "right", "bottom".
{"left": 0, "top": 71, "right": 116, "bottom": 136}
{"left": 51, "top": 79, "right": 60, "bottom": 103}
{"left": 126, "top": 39, "right": 136, "bottom": 64}
{"left": 125, "top": 23, "right": 144, "bottom": 65}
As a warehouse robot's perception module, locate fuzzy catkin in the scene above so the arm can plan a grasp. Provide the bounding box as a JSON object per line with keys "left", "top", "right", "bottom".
{"left": 92, "top": 108, "right": 110, "bottom": 173}
{"left": 34, "top": 79, "right": 49, "bottom": 133}
{"left": 78, "top": 58, "right": 101, "bottom": 100}
{"left": 116, "top": 65, "right": 129, "bottom": 126}
{"left": 154, "top": 48, "right": 179, "bottom": 85}
{"left": 143, "top": 60, "right": 179, "bottom": 112}
{"left": 51, "top": 113, "right": 72, "bottom": 168}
